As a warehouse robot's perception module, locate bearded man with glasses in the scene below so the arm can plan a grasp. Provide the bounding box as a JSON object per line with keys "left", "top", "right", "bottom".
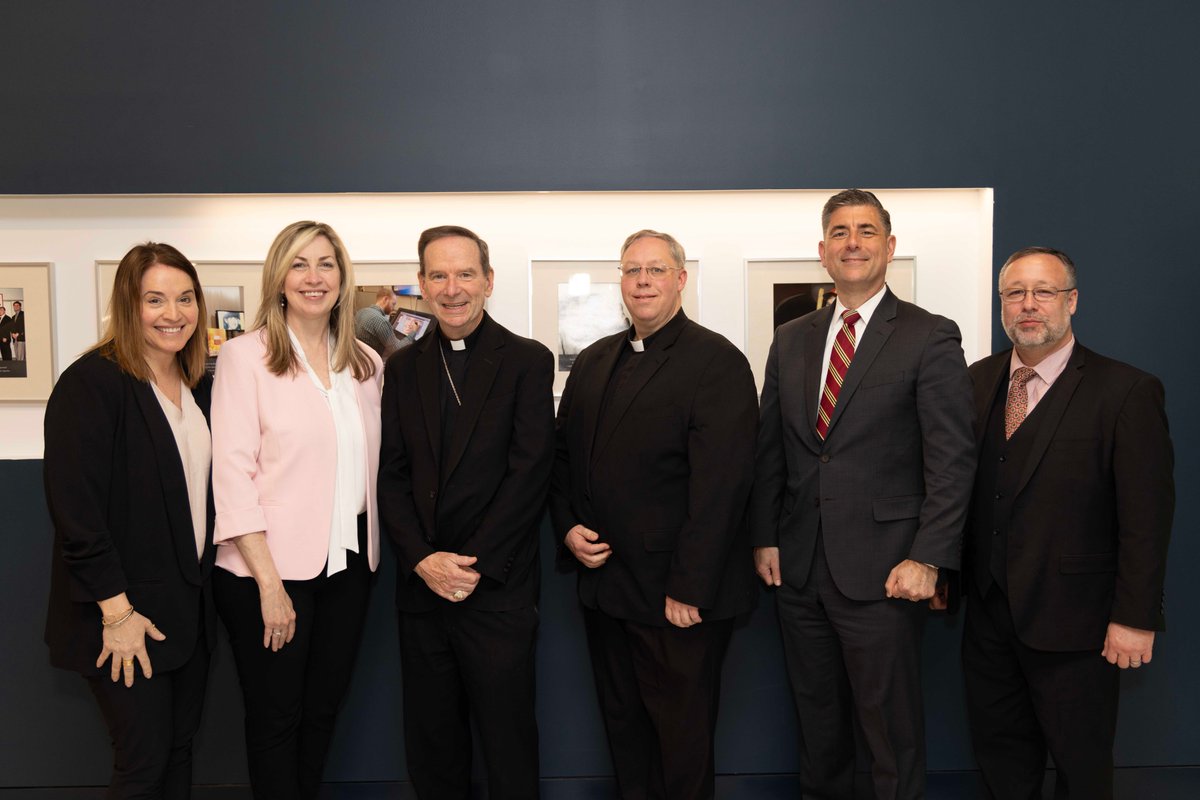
{"left": 962, "top": 246, "right": 1174, "bottom": 799}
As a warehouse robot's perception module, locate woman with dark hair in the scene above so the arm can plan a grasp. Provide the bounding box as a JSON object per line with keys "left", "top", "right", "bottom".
{"left": 44, "top": 242, "right": 215, "bottom": 798}
{"left": 211, "top": 221, "right": 382, "bottom": 797}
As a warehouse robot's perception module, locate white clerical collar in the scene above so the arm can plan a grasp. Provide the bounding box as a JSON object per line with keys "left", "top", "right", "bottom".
{"left": 629, "top": 338, "right": 645, "bottom": 353}
{"left": 448, "top": 338, "right": 466, "bottom": 351}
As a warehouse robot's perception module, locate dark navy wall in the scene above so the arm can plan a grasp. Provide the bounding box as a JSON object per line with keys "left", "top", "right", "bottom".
{"left": 3, "top": 0, "right": 1197, "bottom": 785}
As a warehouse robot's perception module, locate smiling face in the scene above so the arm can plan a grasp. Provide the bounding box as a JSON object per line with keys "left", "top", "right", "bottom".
{"left": 1000, "top": 253, "right": 1077, "bottom": 362}
{"left": 283, "top": 235, "right": 341, "bottom": 324}
{"left": 818, "top": 204, "right": 896, "bottom": 306}
{"left": 620, "top": 236, "right": 687, "bottom": 339}
{"left": 140, "top": 263, "right": 199, "bottom": 363}
{"left": 418, "top": 235, "right": 494, "bottom": 340}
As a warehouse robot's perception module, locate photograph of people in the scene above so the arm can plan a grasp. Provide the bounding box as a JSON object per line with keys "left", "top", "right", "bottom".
{"left": 210, "top": 220, "right": 383, "bottom": 798}
{"left": 44, "top": 242, "right": 216, "bottom": 797}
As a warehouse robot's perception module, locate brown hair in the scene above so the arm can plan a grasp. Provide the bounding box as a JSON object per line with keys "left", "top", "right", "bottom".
{"left": 417, "top": 225, "right": 493, "bottom": 275}
{"left": 93, "top": 242, "right": 208, "bottom": 388}
{"left": 253, "top": 221, "right": 375, "bottom": 381}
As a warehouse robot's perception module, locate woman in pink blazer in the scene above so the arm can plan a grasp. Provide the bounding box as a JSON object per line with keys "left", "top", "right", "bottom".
{"left": 211, "top": 221, "right": 382, "bottom": 799}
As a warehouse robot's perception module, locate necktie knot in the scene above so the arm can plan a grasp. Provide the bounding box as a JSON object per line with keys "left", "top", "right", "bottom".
{"left": 842, "top": 310, "right": 861, "bottom": 326}
{"left": 1012, "top": 366, "right": 1036, "bottom": 387}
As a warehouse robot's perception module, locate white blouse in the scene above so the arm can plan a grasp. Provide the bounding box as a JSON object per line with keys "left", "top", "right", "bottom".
{"left": 288, "top": 329, "right": 367, "bottom": 577}
{"left": 151, "top": 379, "right": 212, "bottom": 560}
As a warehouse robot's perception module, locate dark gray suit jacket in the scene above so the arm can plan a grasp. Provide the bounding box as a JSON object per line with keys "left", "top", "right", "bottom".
{"left": 752, "top": 288, "right": 976, "bottom": 600}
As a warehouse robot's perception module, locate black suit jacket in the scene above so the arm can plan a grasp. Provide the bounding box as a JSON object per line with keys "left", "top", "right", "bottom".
{"left": 44, "top": 351, "right": 216, "bottom": 675}
{"left": 379, "top": 313, "right": 555, "bottom": 613}
{"left": 549, "top": 312, "right": 759, "bottom": 626}
{"left": 966, "top": 343, "right": 1174, "bottom": 651}
{"left": 751, "top": 289, "right": 976, "bottom": 600}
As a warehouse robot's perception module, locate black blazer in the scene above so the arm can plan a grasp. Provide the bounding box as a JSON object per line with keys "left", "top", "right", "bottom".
{"left": 751, "top": 289, "right": 976, "bottom": 600}
{"left": 44, "top": 351, "right": 216, "bottom": 675}
{"left": 966, "top": 343, "right": 1174, "bottom": 651}
{"left": 379, "top": 313, "right": 555, "bottom": 612}
{"left": 549, "top": 312, "right": 759, "bottom": 626}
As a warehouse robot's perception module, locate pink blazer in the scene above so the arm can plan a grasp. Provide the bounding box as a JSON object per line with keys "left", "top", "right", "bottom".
{"left": 211, "top": 330, "right": 383, "bottom": 580}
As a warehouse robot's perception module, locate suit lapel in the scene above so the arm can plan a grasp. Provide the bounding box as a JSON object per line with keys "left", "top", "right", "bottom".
{"left": 416, "top": 334, "right": 443, "bottom": 472}
{"left": 590, "top": 319, "right": 685, "bottom": 467}
{"left": 582, "top": 333, "right": 624, "bottom": 470}
{"left": 130, "top": 378, "right": 203, "bottom": 585}
{"left": 1013, "top": 344, "right": 1085, "bottom": 497}
{"left": 973, "top": 353, "right": 1011, "bottom": 447}
{"left": 801, "top": 307, "right": 833, "bottom": 450}
{"left": 442, "top": 321, "right": 503, "bottom": 483}
{"left": 822, "top": 290, "right": 897, "bottom": 439}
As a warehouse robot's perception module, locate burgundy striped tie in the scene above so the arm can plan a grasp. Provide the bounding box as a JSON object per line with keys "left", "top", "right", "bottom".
{"left": 816, "top": 310, "right": 861, "bottom": 440}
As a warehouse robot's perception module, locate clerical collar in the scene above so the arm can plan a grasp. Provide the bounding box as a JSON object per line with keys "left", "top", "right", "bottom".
{"left": 438, "top": 312, "right": 489, "bottom": 352}
{"left": 627, "top": 309, "right": 686, "bottom": 353}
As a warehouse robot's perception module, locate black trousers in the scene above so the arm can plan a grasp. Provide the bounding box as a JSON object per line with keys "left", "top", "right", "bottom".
{"left": 86, "top": 606, "right": 210, "bottom": 800}
{"left": 583, "top": 606, "right": 734, "bottom": 800}
{"left": 214, "top": 517, "right": 372, "bottom": 800}
{"left": 398, "top": 603, "right": 540, "bottom": 799}
{"left": 775, "top": 535, "right": 927, "bottom": 800}
{"left": 963, "top": 580, "right": 1120, "bottom": 800}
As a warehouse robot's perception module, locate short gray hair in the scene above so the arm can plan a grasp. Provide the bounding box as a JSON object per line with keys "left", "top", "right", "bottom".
{"left": 620, "top": 229, "right": 686, "bottom": 269}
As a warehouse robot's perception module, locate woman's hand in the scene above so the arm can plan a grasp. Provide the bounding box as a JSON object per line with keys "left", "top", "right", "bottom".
{"left": 228, "top": 532, "right": 297, "bottom": 652}
{"left": 96, "top": 610, "right": 166, "bottom": 687}
{"left": 259, "top": 581, "right": 297, "bottom": 652}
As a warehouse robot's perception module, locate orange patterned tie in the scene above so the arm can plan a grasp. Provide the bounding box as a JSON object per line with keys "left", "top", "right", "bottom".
{"left": 816, "top": 310, "right": 861, "bottom": 440}
{"left": 1004, "top": 366, "right": 1037, "bottom": 439}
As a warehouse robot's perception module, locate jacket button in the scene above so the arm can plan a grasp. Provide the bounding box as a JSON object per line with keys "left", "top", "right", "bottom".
{"left": 999, "top": 455, "right": 1006, "bottom": 462}
{"left": 995, "top": 493, "right": 1002, "bottom": 500}
{"left": 429, "top": 490, "right": 437, "bottom": 500}
{"left": 992, "top": 530, "right": 999, "bottom": 536}
{"left": 820, "top": 454, "right": 831, "bottom": 463}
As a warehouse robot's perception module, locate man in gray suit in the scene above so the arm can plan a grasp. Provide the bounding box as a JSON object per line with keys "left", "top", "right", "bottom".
{"left": 752, "top": 189, "right": 975, "bottom": 799}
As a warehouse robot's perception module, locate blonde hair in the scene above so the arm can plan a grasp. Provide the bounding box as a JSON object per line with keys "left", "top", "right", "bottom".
{"left": 253, "top": 221, "right": 375, "bottom": 381}
{"left": 94, "top": 242, "right": 208, "bottom": 388}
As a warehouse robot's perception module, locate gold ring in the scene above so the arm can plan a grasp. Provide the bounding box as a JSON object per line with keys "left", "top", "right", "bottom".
{"left": 452, "top": 590, "right": 466, "bottom": 601}
{"left": 122, "top": 658, "right": 133, "bottom": 666}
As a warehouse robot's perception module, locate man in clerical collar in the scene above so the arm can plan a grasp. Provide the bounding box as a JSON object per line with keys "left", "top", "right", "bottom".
{"left": 379, "top": 225, "right": 554, "bottom": 799}
{"left": 550, "top": 229, "right": 759, "bottom": 799}
{"left": 961, "top": 246, "right": 1174, "bottom": 798}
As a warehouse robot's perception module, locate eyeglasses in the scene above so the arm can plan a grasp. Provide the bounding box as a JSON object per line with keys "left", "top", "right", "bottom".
{"left": 998, "top": 287, "right": 1075, "bottom": 304}
{"left": 618, "top": 262, "right": 680, "bottom": 279}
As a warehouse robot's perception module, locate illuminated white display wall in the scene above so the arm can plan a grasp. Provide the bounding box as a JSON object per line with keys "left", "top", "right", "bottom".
{"left": 0, "top": 189, "right": 993, "bottom": 458}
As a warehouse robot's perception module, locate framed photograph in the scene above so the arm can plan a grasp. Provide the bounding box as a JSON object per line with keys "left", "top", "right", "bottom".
{"left": 393, "top": 309, "right": 434, "bottom": 341}
{"left": 530, "top": 259, "right": 700, "bottom": 397}
{"left": 744, "top": 257, "right": 915, "bottom": 392}
{"left": 0, "top": 262, "right": 54, "bottom": 401}
{"left": 216, "top": 310, "right": 246, "bottom": 333}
